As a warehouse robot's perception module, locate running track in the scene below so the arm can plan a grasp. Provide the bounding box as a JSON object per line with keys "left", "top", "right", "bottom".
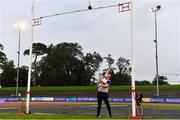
{"left": 0, "top": 102, "right": 180, "bottom": 119}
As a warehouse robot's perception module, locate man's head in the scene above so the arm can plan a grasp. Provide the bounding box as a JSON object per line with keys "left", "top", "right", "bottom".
{"left": 105, "top": 74, "right": 111, "bottom": 80}
{"left": 104, "top": 69, "right": 111, "bottom": 80}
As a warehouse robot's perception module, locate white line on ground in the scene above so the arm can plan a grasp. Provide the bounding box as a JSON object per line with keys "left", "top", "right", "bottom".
{"left": 0, "top": 107, "right": 17, "bottom": 110}
{"left": 34, "top": 112, "right": 54, "bottom": 115}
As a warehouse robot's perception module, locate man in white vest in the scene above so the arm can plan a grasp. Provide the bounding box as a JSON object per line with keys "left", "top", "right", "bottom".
{"left": 96, "top": 69, "right": 112, "bottom": 118}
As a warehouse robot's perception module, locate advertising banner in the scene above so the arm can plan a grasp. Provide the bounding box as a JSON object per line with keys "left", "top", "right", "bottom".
{"left": 31, "top": 97, "right": 43, "bottom": 101}
{"left": 112, "top": 98, "right": 124, "bottom": 102}
{"left": 77, "top": 97, "right": 89, "bottom": 101}
{"left": 165, "top": 98, "right": 180, "bottom": 103}
{"left": 42, "top": 97, "right": 54, "bottom": 101}
{"left": 125, "top": 98, "right": 132, "bottom": 102}
{"left": 7, "top": 97, "right": 19, "bottom": 102}
{"left": 150, "top": 98, "right": 164, "bottom": 103}
{"left": 54, "top": 97, "right": 66, "bottom": 102}
{"left": 66, "top": 97, "right": 77, "bottom": 102}
{"left": 88, "top": 97, "right": 97, "bottom": 102}
{"left": 0, "top": 98, "right": 7, "bottom": 103}
{"left": 142, "top": 98, "right": 150, "bottom": 102}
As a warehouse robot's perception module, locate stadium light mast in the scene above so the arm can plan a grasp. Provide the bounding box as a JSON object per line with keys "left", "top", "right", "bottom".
{"left": 14, "top": 22, "right": 26, "bottom": 97}
{"left": 149, "top": 5, "right": 161, "bottom": 98}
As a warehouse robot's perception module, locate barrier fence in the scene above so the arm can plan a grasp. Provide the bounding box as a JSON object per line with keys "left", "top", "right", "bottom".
{"left": 0, "top": 97, "right": 180, "bottom": 104}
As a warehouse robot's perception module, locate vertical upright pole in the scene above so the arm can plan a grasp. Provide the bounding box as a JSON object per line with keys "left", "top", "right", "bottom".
{"left": 130, "top": 0, "right": 136, "bottom": 117}
{"left": 154, "top": 11, "right": 159, "bottom": 97}
{"left": 26, "top": 0, "right": 34, "bottom": 114}
{"left": 16, "top": 29, "right": 21, "bottom": 97}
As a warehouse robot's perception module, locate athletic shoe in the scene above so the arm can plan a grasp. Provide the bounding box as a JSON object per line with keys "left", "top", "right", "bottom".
{"left": 96, "top": 114, "right": 101, "bottom": 118}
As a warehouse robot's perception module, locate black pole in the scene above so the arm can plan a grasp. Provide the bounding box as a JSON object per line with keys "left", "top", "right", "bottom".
{"left": 16, "top": 29, "right": 21, "bottom": 96}
{"left": 154, "top": 10, "right": 159, "bottom": 98}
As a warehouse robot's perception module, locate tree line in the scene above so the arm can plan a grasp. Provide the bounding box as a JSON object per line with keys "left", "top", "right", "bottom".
{"left": 0, "top": 42, "right": 168, "bottom": 87}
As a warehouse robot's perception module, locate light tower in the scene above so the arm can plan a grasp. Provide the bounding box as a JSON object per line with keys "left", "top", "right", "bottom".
{"left": 149, "top": 5, "right": 161, "bottom": 97}
{"left": 14, "top": 22, "right": 26, "bottom": 97}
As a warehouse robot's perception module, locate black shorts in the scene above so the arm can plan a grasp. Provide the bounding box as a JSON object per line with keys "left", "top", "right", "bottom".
{"left": 97, "top": 92, "right": 109, "bottom": 100}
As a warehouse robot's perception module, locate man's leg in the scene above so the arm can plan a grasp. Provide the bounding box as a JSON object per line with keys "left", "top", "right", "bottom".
{"left": 97, "top": 93, "right": 102, "bottom": 117}
{"left": 103, "top": 93, "right": 112, "bottom": 117}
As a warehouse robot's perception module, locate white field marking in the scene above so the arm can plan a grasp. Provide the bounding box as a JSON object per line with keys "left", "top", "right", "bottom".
{"left": 0, "top": 107, "right": 17, "bottom": 110}
{"left": 34, "top": 112, "right": 54, "bottom": 115}
{"left": 90, "top": 104, "right": 128, "bottom": 107}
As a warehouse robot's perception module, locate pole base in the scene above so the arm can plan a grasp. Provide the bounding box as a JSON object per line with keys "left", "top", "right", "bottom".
{"left": 24, "top": 110, "right": 31, "bottom": 114}
{"left": 16, "top": 111, "right": 25, "bottom": 115}
{"left": 129, "top": 115, "right": 142, "bottom": 120}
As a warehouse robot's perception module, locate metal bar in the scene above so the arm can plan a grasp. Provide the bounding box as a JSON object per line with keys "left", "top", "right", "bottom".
{"left": 160, "top": 73, "right": 180, "bottom": 76}
{"left": 40, "top": 4, "right": 119, "bottom": 19}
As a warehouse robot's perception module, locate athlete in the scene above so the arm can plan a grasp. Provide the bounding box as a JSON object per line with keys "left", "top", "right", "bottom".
{"left": 96, "top": 69, "right": 112, "bottom": 118}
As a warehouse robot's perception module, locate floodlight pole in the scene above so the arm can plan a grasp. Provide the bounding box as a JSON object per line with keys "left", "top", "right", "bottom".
{"left": 150, "top": 5, "right": 161, "bottom": 98}
{"left": 26, "top": 0, "right": 35, "bottom": 114}
{"left": 16, "top": 28, "right": 21, "bottom": 97}
{"left": 15, "top": 22, "right": 26, "bottom": 97}
{"left": 154, "top": 10, "right": 159, "bottom": 97}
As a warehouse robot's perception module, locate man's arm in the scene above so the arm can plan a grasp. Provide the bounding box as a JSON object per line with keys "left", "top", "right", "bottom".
{"left": 105, "top": 69, "right": 110, "bottom": 76}
{"left": 98, "top": 73, "right": 103, "bottom": 81}
{"left": 99, "top": 83, "right": 109, "bottom": 88}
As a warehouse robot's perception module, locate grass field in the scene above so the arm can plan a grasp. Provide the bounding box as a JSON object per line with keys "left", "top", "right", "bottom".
{"left": 0, "top": 113, "right": 127, "bottom": 119}
{"left": 61, "top": 103, "right": 180, "bottom": 110}
{"left": 1, "top": 104, "right": 180, "bottom": 119}
{"left": 0, "top": 85, "right": 180, "bottom": 92}
{"left": 143, "top": 104, "right": 180, "bottom": 110}
{"left": 0, "top": 104, "right": 180, "bottom": 119}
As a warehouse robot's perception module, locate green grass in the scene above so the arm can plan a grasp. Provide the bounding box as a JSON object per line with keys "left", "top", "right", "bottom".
{"left": 0, "top": 112, "right": 127, "bottom": 119}
{"left": 1, "top": 104, "right": 180, "bottom": 119}
{"left": 0, "top": 104, "right": 180, "bottom": 119}
{"left": 0, "top": 85, "right": 180, "bottom": 92}
{"left": 78, "top": 104, "right": 180, "bottom": 110}
{"left": 143, "top": 105, "right": 180, "bottom": 110}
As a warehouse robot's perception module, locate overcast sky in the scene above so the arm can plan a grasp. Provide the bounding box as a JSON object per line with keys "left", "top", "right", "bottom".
{"left": 0, "top": 0, "right": 180, "bottom": 84}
